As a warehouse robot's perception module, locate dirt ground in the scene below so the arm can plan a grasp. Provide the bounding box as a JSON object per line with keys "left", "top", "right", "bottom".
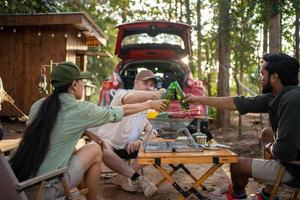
{"left": 0, "top": 113, "right": 296, "bottom": 199}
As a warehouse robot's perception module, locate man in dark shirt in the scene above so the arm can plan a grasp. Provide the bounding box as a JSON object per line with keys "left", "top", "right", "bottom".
{"left": 184, "top": 53, "right": 300, "bottom": 200}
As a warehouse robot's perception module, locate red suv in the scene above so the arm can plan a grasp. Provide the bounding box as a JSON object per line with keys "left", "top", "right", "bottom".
{"left": 98, "top": 21, "right": 206, "bottom": 120}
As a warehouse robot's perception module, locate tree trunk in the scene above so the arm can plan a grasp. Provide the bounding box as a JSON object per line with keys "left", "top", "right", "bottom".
{"left": 207, "top": 73, "right": 212, "bottom": 97}
{"left": 235, "top": 16, "right": 244, "bottom": 137}
{"left": 197, "top": 0, "right": 202, "bottom": 80}
{"left": 268, "top": 0, "right": 281, "bottom": 53}
{"left": 185, "top": 0, "right": 191, "bottom": 29}
{"left": 175, "top": 0, "right": 178, "bottom": 20}
{"left": 234, "top": 66, "right": 242, "bottom": 137}
{"left": 263, "top": 22, "right": 268, "bottom": 54}
{"left": 205, "top": 43, "right": 212, "bottom": 97}
{"left": 168, "top": 0, "right": 172, "bottom": 20}
{"left": 295, "top": 5, "right": 300, "bottom": 61}
{"left": 217, "top": 0, "right": 231, "bottom": 128}
{"left": 184, "top": 0, "right": 194, "bottom": 75}
{"left": 262, "top": 1, "right": 269, "bottom": 54}
{"left": 180, "top": 0, "right": 183, "bottom": 22}
{"left": 121, "top": 9, "right": 127, "bottom": 23}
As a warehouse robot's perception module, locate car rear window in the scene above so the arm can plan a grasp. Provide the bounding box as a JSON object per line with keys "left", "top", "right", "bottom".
{"left": 121, "top": 33, "right": 185, "bottom": 49}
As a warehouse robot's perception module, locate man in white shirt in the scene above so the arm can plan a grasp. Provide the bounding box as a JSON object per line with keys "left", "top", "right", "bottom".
{"left": 88, "top": 70, "right": 165, "bottom": 197}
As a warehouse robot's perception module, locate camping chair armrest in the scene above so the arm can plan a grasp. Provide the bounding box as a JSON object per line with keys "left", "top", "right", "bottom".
{"left": 16, "top": 167, "right": 68, "bottom": 190}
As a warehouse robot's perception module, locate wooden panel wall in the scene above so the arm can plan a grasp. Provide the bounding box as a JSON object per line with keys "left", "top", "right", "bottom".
{"left": 66, "top": 26, "right": 87, "bottom": 69}
{"left": 66, "top": 27, "right": 88, "bottom": 51}
{"left": 0, "top": 25, "right": 68, "bottom": 116}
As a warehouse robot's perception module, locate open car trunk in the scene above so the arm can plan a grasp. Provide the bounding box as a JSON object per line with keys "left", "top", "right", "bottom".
{"left": 118, "top": 60, "right": 189, "bottom": 90}
{"left": 115, "top": 21, "right": 191, "bottom": 60}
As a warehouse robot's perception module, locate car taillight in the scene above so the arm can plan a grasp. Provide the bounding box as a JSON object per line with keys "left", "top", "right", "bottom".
{"left": 187, "top": 79, "right": 203, "bottom": 88}
{"left": 187, "top": 79, "right": 194, "bottom": 87}
{"left": 112, "top": 80, "right": 119, "bottom": 87}
{"left": 102, "top": 81, "right": 112, "bottom": 89}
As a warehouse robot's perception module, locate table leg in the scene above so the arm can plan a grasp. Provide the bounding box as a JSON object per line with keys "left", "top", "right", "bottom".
{"left": 170, "top": 164, "right": 208, "bottom": 191}
{"left": 154, "top": 164, "right": 175, "bottom": 183}
{"left": 191, "top": 163, "right": 223, "bottom": 188}
{"left": 157, "top": 164, "right": 191, "bottom": 186}
{"left": 154, "top": 163, "right": 223, "bottom": 200}
{"left": 178, "top": 163, "right": 223, "bottom": 200}
{"left": 170, "top": 164, "right": 198, "bottom": 182}
{"left": 154, "top": 164, "right": 206, "bottom": 200}
{"left": 156, "top": 168, "right": 176, "bottom": 187}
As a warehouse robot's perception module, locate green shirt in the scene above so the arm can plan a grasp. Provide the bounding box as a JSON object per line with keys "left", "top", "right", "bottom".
{"left": 27, "top": 93, "right": 123, "bottom": 176}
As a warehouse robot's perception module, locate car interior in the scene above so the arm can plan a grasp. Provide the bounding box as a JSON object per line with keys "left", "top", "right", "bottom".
{"left": 119, "top": 61, "right": 186, "bottom": 89}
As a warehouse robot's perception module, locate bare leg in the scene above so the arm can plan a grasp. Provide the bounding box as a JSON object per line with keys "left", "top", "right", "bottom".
{"left": 102, "top": 141, "right": 136, "bottom": 178}
{"left": 230, "top": 157, "right": 252, "bottom": 193}
{"left": 75, "top": 142, "right": 102, "bottom": 200}
{"left": 130, "top": 159, "right": 145, "bottom": 171}
{"left": 229, "top": 128, "right": 275, "bottom": 195}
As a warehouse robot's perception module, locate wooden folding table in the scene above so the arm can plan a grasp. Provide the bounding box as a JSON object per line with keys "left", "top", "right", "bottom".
{"left": 137, "top": 145, "right": 238, "bottom": 200}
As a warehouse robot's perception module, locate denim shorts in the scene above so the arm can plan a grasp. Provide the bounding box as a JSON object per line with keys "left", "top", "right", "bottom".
{"left": 25, "top": 154, "right": 84, "bottom": 200}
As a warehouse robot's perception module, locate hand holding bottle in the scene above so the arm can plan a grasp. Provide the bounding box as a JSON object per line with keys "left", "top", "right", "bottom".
{"left": 149, "top": 99, "right": 168, "bottom": 112}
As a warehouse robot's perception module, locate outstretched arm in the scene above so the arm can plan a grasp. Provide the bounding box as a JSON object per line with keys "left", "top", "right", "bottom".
{"left": 121, "top": 88, "right": 165, "bottom": 104}
{"left": 184, "top": 94, "right": 237, "bottom": 110}
{"left": 121, "top": 99, "right": 167, "bottom": 116}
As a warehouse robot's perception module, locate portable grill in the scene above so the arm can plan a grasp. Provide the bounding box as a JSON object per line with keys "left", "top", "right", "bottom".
{"left": 145, "top": 117, "right": 200, "bottom": 152}
{"left": 149, "top": 117, "right": 193, "bottom": 139}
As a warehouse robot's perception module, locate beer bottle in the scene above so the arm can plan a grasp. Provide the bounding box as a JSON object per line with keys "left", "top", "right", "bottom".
{"left": 173, "top": 81, "right": 189, "bottom": 111}
{"left": 162, "top": 81, "right": 189, "bottom": 111}
{"left": 161, "top": 82, "right": 175, "bottom": 107}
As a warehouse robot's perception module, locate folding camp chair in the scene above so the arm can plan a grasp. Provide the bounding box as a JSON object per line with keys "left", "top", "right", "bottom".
{"left": 0, "top": 149, "right": 84, "bottom": 200}
{"left": 270, "top": 164, "right": 299, "bottom": 200}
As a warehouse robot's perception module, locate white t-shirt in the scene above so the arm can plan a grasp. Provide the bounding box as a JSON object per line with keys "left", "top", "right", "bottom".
{"left": 87, "top": 89, "right": 154, "bottom": 149}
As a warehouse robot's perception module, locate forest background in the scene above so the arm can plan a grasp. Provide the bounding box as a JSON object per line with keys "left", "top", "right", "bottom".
{"left": 1, "top": 0, "right": 299, "bottom": 129}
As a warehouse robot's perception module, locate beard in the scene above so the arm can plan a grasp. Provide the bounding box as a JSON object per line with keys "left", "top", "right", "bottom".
{"left": 262, "top": 81, "right": 273, "bottom": 94}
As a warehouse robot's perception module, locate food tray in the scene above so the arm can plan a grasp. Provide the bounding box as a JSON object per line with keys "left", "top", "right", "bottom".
{"left": 144, "top": 141, "right": 203, "bottom": 153}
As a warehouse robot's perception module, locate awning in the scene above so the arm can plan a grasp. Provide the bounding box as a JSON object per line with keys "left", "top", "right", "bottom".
{"left": 0, "top": 12, "right": 107, "bottom": 46}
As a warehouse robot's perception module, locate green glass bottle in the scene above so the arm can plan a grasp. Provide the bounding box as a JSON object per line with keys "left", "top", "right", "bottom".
{"left": 173, "top": 81, "right": 189, "bottom": 111}
{"left": 161, "top": 82, "right": 174, "bottom": 107}
{"left": 161, "top": 81, "right": 189, "bottom": 111}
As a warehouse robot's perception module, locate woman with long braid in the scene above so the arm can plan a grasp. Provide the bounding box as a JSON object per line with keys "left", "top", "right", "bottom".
{"left": 10, "top": 62, "right": 166, "bottom": 200}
